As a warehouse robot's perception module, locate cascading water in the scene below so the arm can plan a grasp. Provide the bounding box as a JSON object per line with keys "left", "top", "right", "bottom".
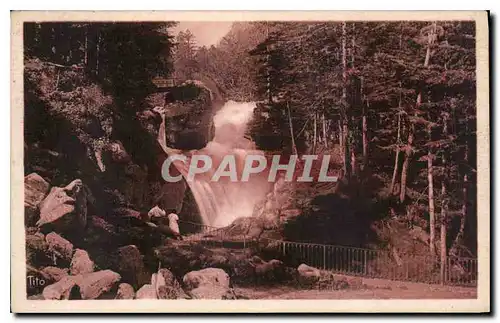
{"left": 159, "top": 101, "right": 272, "bottom": 227}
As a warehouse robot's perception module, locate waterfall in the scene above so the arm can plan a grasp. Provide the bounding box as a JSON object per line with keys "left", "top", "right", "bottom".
{"left": 158, "top": 101, "right": 272, "bottom": 227}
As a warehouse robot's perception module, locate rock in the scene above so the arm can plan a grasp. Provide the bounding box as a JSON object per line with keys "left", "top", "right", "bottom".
{"left": 111, "top": 245, "right": 149, "bottom": 288}
{"left": 183, "top": 268, "right": 230, "bottom": 299}
{"left": 297, "top": 264, "right": 321, "bottom": 286}
{"left": 76, "top": 270, "right": 121, "bottom": 300}
{"left": 160, "top": 81, "right": 219, "bottom": 150}
{"left": 40, "top": 266, "right": 68, "bottom": 282}
{"left": 24, "top": 173, "right": 50, "bottom": 227}
{"left": 70, "top": 249, "right": 94, "bottom": 275}
{"left": 135, "top": 284, "right": 157, "bottom": 299}
{"left": 254, "top": 259, "right": 287, "bottom": 284}
{"left": 115, "top": 283, "right": 135, "bottom": 299}
{"left": 154, "top": 242, "right": 213, "bottom": 277}
{"left": 151, "top": 268, "right": 184, "bottom": 299}
{"left": 45, "top": 232, "right": 73, "bottom": 265}
{"left": 26, "top": 232, "right": 52, "bottom": 267}
{"left": 37, "top": 179, "right": 89, "bottom": 232}
{"left": 42, "top": 276, "right": 77, "bottom": 300}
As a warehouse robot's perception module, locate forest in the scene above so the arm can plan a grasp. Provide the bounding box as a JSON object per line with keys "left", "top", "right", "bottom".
{"left": 23, "top": 21, "right": 477, "bottom": 267}
{"left": 174, "top": 21, "right": 477, "bottom": 260}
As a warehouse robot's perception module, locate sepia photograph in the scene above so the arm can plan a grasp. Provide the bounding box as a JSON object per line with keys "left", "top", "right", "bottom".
{"left": 10, "top": 11, "right": 490, "bottom": 313}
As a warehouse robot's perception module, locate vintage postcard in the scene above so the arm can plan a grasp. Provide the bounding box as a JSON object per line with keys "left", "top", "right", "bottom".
{"left": 10, "top": 11, "right": 490, "bottom": 313}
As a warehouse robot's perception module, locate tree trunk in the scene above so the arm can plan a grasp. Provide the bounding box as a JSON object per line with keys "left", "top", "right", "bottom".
{"left": 287, "top": 101, "right": 298, "bottom": 155}
{"left": 313, "top": 112, "right": 317, "bottom": 154}
{"left": 322, "top": 112, "right": 327, "bottom": 147}
{"left": 341, "top": 21, "right": 350, "bottom": 178}
{"left": 428, "top": 124, "right": 436, "bottom": 256}
{"left": 440, "top": 177, "right": 448, "bottom": 284}
{"left": 390, "top": 89, "right": 402, "bottom": 195}
{"left": 350, "top": 22, "right": 357, "bottom": 177}
{"left": 451, "top": 115, "right": 469, "bottom": 256}
{"left": 440, "top": 111, "right": 449, "bottom": 285}
{"left": 96, "top": 31, "right": 101, "bottom": 76}
{"left": 338, "top": 119, "right": 343, "bottom": 158}
{"left": 343, "top": 123, "right": 350, "bottom": 178}
{"left": 362, "top": 91, "right": 368, "bottom": 169}
{"left": 400, "top": 22, "right": 436, "bottom": 203}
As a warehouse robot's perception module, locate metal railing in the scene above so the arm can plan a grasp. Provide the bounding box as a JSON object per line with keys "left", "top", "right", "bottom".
{"left": 267, "top": 239, "right": 477, "bottom": 287}
{"left": 177, "top": 220, "right": 477, "bottom": 287}
{"left": 178, "top": 220, "right": 250, "bottom": 248}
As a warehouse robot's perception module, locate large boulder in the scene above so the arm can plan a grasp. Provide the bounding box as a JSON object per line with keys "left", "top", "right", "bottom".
{"left": 111, "top": 245, "right": 149, "bottom": 289}
{"left": 76, "top": 270, "right": 121, "bottom": 300}
{"left": 182, "top": 268, "right": 230, "bottom": 299}
{"left": 159, "top": 81, "right": 218, "bottom": 150}
{"left": 115, "top": 283, "right": 135, "bottom": 299}
{"left": 135, "top": 284, "right": 157, "bottom": 299}
{"left": 151, "top": 268, "right": 184, "bottom": 299}
{"left": 24, "top": 173, "right": 50, "bottom": 227}
{"left": 297, "top": 263, "right": 321, "bottom": 286}
{"left": 45, "top": 232, "right": 74, "bottom": 266}
{"left": 42, "top": 276, "right": 78, "bottom": 300}
{"left": 70, "top": 249, "right": 95, "bottom": 275}
{"left": 37, "top": 179, "right": 90, "bottom": 233}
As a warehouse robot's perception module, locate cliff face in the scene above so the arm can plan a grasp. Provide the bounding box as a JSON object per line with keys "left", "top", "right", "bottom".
{"left": 24, "top": 59, "right": 220, "bottom": 217}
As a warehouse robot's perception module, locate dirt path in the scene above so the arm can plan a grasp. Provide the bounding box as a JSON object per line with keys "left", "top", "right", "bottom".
{"left": 235, "top": 276, "right": 477, "bottom": 299}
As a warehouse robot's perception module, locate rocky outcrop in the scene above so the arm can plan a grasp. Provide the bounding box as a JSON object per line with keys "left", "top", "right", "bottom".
{"left": 37, "top": 179, "right": 90, "bottom": 233}
{"left": 115, "top": 283, "right": 135, "bottom": 299}
{"left": 158, "top": 81, "right": 218, "bottom": 150}
{"left": 24, "top": 173, "right": 50, "bottom": 227}
{"left": 183, "top": 268, "right": 230, "bottom": 299}
{"left": 70, "top": 249, "right": 95, "bottom": 275}
{"left": 111, "top": 245, "right": 149, "bottom": 289}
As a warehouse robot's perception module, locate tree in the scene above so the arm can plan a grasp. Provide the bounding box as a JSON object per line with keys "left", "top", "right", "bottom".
{"left": 173, "top": 29, "right": 199, "bottom": 81}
